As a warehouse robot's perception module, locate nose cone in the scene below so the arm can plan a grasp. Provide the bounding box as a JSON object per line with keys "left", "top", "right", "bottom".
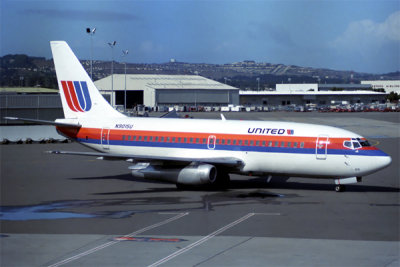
{"left": 379, "top": 155, "right": 392, "bottom": 169}
{"left": 370, "top": 153, "right": 392, "bottom": 173}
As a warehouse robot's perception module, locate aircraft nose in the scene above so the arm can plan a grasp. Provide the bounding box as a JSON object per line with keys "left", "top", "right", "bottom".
{"left": 371, "top": 154, "right": 392, "bottom": 172}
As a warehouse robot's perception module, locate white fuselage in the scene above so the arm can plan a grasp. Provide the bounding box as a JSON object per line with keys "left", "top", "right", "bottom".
{"left": 58, "top": 116, "right": 392, "bottom": 179}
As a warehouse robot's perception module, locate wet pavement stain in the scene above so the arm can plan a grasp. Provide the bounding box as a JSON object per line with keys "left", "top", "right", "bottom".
{"left": 0, "top": 201, "right": 96, "bottom": 221}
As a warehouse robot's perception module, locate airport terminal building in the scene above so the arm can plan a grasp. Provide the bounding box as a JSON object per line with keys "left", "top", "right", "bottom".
{"left": 361, "top": 80, "right": 400, "bottom": 93}
{"left": 241, "top": 83, "right": 387, "bottom": 107}
{"left": 94, "top": 74, "right": 239, "bottom": 109}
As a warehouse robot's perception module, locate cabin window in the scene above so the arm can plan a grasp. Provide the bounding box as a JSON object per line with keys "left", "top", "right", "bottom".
{"left": 262, "top": 141, "right": 266, "bottom": 146}
{"left": 154, "top": 136, "right": 158, "bottom": 142}
{"left": 268, "top": 141, "right": 273, "bottom": 147}
{"left": 245, "top": 140, "right": 249, "bottom": 146}
{"left": 122, "top": 135, "right": 125, "bottom": 141}
{"left": 256, "top": 141, "right": 260, "bottom": 146}
{"left": 128, "top": 136, "right": 131, "bottom": 141}
{"left": 233, "top": 140, "right": 237, "bottom": 145}
{"left": 250, "top": 140, "right": 254, "bottom": 146}
{"left": 190, "top": 138, "right": 193, "bottom": 143}
{"left": 221, "top": 139, "right": 225, "bottom": 145}
{"left": 144, "top": 136, "right": 147, "bottom": 141}
{"left": 196, "top": 138, "right": 199, "bottom": 144}
{"left": 275, "top": 141, "right": 279, "bottom": 147}
{"left": 160, "top": 137, "right": 164, "bottom": 142}
{"left": 300, "top": 142, "right": 304, "bottom": 148}
{"left": 281, "top": 141, "right": 285, "bottom": 147}
{"left": 287, "top": 142, "right": 291, "bottom": 148}
{"left": 293, "top": 142, "right": 298, "bottom": 148}
{"left": 238, "top": 140, "right": 242, "bottom": 145}
{"left": 138, "top": 136, "right": 142, "bottom": 141}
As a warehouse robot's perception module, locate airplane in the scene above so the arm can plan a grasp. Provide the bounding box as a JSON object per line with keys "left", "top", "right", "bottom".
{"left": 5, "top": 41, "right": 392, "bottom": 192}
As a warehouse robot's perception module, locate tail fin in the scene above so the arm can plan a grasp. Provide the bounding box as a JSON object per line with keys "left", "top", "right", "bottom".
{"left": 50, "top": 41, "right": 124, "bottom": 119}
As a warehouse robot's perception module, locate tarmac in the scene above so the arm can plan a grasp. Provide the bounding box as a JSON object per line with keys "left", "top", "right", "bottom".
{"left": 1, "top": 112, "right": 399, "bottom": 266}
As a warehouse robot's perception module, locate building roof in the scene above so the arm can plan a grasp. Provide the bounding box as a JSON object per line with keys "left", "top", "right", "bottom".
{"left": 240, "top": 90, "right": 387, "bottom": 96}
{"left": 318, "top": 84, "right": 371, "bottom": 90}
{"left": 0, "top": 87, "right": 59, "bottom": 94}
{"left": 95, "top": 74, "right": 238, "bottom": 91}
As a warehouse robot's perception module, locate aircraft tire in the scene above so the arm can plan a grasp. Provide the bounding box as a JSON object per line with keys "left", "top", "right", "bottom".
{"left": 335, "top": 185, "right": 346, "bottom": 192}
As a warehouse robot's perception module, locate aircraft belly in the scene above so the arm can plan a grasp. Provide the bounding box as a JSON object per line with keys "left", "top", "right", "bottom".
{"left": 241, "top": 152, "right": 361, "bottom": 178}
{"left": 83, "top": 143, "right": 379, "bottom": 178}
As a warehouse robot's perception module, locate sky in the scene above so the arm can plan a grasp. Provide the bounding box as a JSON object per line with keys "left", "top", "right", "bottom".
{"left": 1, "top": 0, "right": 399, "bottom": 74}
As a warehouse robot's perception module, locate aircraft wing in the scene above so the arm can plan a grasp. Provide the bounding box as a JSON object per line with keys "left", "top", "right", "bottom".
{"left": 4, "top": 117, "right": 81, "bottom": 128}
{"left": 47, "top": 150, "right": 244, "bottom": 169}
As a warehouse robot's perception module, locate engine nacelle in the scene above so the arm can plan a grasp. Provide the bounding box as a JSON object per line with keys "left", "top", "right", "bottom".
{"left": 131, "top": 163, "right": 217, "bottom": 185}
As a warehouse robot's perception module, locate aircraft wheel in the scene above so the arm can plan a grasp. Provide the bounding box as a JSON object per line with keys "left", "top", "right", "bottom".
{"left": 335, "top": 185, "right": 345, "bottom": 192}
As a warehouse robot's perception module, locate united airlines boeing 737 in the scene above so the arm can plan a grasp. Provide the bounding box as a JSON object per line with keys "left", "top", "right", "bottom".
{"left": 6, "top": 41, "right": 392, "bottom": 192}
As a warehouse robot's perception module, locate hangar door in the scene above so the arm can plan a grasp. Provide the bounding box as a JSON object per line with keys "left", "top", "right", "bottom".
{"left": 156, "top": 89, "right": 234, "bottom": 105}
{"left": 116, "top": 91, "right": 143, "bottom": 109}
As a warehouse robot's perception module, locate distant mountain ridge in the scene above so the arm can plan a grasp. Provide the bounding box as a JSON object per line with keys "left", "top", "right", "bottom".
{"left": 1, "top": 54, "right": 398, "bottom": 90}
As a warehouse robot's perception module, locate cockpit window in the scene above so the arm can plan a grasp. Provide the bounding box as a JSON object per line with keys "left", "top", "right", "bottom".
{"left": 344, "top": 139, "right": 363, "bottom": 150}
{"left": 343, "top": 141, "right": 352, "bottom": 149}
{"left": 352, "top": 141, "right": 361, "bottom": 149}
{"left": 358, "top": 138, "right": 371, "bottom": 147}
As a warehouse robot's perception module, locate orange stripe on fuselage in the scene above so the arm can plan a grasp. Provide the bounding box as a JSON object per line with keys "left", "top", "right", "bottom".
{"left": 57, "top": 127, "right": 378, "bottom": 151}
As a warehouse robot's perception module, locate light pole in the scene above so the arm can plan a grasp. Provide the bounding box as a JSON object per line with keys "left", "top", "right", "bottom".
{"left": 256, "top": 77, "right": 260, "bottom": 91}
{"left": 108, "top": 41, "right": 116, "bottom": 107}
{"left": 86, "top": 27, "right": 96, "bottom": 79}
{"left": 122, "top": 49, "right": 129, "bottom": 112}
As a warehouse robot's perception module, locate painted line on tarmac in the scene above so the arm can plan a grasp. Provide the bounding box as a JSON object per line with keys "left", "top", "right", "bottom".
{"left": 148, "top": 212, "right": 257, "bottom": 267}
{"left": 47, "top": 212, "right": 189, "bottom": 267}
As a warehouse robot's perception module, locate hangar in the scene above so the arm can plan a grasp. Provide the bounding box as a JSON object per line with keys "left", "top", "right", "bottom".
{"left": 94, "top": 74, "right": 239, "bottom": 109}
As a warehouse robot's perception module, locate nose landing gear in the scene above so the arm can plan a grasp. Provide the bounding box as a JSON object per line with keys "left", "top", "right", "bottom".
{"left": 334, "top": 177, "right": 362, "bottom": 192}
{"left": 335, "top": 185, "right": 346, "bottom": 192}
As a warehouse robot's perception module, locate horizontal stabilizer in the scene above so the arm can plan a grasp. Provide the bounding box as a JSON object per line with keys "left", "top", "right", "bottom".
{"left": 4, "top": 117, "right": 81, "bottom": 128}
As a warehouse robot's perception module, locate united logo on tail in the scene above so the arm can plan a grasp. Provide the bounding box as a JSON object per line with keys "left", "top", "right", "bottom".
{"left": 61, "top": 81, "right": 92, "bottom": 112}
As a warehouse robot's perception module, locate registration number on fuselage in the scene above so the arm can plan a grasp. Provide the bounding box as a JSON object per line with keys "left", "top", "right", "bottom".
{"left": 115, "top": 124, "right": 133, "bottom": 129}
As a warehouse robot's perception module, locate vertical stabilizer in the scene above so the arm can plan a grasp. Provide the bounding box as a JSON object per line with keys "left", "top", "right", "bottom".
{"left": 50, "top": 41, "right": 124, "bottom": 119}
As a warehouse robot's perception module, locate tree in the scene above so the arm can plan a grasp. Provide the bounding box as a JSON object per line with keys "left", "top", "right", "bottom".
{"left": 386, "top": 91, "right": 399, "bottom": 102}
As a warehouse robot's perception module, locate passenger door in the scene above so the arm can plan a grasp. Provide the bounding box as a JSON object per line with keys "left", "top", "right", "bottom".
{"left": 316, "top": 135, "right": 329, "bottom": 160}
{"left": 101, "top": 128, "right": 110, "bottom": 150}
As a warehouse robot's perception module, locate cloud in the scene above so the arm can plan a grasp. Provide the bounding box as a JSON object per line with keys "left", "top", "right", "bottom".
{"left": 332, "top": 11, "right": 400, "bottom": 49}
{"left": 23, "top": 8, "right": 138, "bottom": 22}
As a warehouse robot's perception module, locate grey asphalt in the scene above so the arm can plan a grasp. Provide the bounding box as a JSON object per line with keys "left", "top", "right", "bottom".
{"left": 1, "top": 112, "right": 399, "bottom": 266}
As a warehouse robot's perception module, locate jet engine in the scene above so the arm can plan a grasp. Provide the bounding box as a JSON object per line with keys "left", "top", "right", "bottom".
{"left": 130, "top": 163, "right": 217, "bottom": 185}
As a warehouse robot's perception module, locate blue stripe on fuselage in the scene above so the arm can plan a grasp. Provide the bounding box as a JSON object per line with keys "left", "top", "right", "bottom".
{"left": 76, "top": 138, "right": 387, "bottom": 157}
